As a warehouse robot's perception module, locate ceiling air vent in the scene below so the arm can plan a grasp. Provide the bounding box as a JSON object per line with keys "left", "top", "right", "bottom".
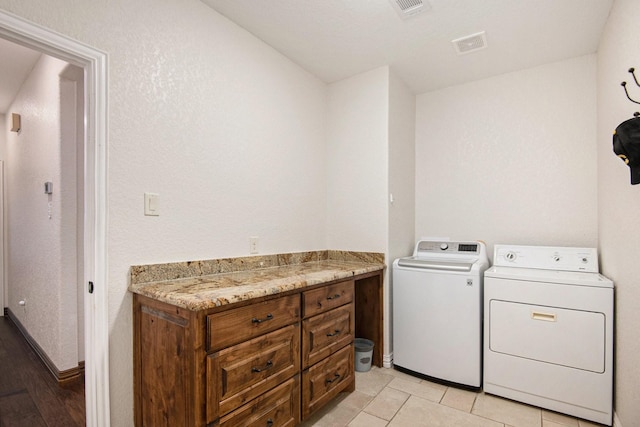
{"left": 389, "top": 0, "right": 431, "bottom": 20}
{"left": 452, "top": 31, "right": 488, "bottom": 55}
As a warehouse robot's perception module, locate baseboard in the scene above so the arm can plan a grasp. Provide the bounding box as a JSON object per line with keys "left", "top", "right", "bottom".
{"left": 614, "top": 411, "right": 622, "bottom": 427}
{"left": 383, "top": 352, "right": 393, "bottom": 368}
{"left": 6, "top": 308, "right": 84, "bottom": 385}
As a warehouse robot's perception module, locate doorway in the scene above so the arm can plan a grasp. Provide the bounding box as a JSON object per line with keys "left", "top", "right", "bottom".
{"left": 0, "top": 10, "right": 109, "bottom": 427}
{"left": 3, "top": 48, "right": 84, "bottom": 381}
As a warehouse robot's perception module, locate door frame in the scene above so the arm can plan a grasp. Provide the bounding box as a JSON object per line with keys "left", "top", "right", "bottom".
{"left": 0, "top": 10, "right": 110, "bottom": 427}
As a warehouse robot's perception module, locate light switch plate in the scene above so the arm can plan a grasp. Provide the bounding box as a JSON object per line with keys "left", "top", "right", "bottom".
{"left": 144, "top": 192, "right": 159, "bottom": 216}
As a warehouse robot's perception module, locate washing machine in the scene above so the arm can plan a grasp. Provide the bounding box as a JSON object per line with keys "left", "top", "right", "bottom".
{"left": 393, "top": 240, "right": 489, "bottom": 388}
{"left": 484, "top": 245, "right": 614, "bottom": 426}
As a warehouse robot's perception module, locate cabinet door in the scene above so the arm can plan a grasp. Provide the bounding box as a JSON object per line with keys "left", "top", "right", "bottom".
{"left": 219, "top": 376, "right": 300, "bottom": 427}
{"left": 302, "top": 304, "right": 354, "bottom": 369}
{"left": 207, "top": 324, "right": 300, "bottom": 422}
{"left": 303, "top": 280, "right": 354, "bottom": 318}
{"left": 207, "top": 294, "right": 300, "bottom": 352}
{"left": 136, "top": 302, "right": 192, "bottom": 427}
{"left": 302, "top": 344, "right": 354, "bottom": 420}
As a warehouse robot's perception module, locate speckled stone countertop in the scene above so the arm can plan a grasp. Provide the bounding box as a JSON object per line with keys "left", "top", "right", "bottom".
{"left": 128, "top": 250, "right": 385, "bottom": 311}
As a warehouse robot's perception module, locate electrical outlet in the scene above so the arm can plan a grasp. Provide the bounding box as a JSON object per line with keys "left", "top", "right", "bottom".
{"left": 249, "top": 236, "right": 259, "bottom": 254}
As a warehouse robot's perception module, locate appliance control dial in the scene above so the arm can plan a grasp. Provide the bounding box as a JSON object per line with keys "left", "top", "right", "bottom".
{"left": 440, "top": 243, "right": 449, "bottom": 250}
{"left": 553, "top": 255, "right": 561, "bottom": 262}
{"left": 505, "top": 251, "right": 517, "bottom": 261}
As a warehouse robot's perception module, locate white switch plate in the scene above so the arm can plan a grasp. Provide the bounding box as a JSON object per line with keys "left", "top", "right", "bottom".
{"left": 249, "top": 236, "right": 259, "bottom": 254}
{"left": 144, "top": 192, "right": 159, "bottom": 216}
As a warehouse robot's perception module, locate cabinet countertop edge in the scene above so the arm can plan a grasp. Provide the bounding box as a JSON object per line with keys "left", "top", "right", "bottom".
{"left": 129, "top": 260, "right": 385, "bottom": 311}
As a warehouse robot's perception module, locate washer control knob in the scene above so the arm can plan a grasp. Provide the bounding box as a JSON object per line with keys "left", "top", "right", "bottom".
{"left": 581, "top": 257, "right": 589, "bottom": 263}
{"left": 553, "top": 255, "right": 561, "bottom": 262}
{"left": 505, "top": 251, "right": 517, "bottom": 261}
{"left": 440, "top": 243, "right": 449, "bottom": 251}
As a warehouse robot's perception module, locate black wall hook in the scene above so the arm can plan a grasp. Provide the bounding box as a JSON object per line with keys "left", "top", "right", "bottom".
{"left": 629, "top": 68, "right": 640, "bottom": 87}
{"left": 621, "top": 81, "right": 640, "bottom": 104}
{"left": 621, "top": 67, "right": 640, "bottom": 105}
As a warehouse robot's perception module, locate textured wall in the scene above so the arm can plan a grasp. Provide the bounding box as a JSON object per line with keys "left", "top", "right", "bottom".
{"left": 387, "top": 69, "right": 415, "bottom": 362}
{"left": 388, "top": 70, "right": 416, "bottom": 264}
{"left": 596, "top": 1, "right": 640, "bottom": 425}
{"left": 0, "top": 1, "right": 328, "bottom": 424}
{"left": 326, "top": 67, "right": 389, "bottom": 253}
{"left": 0, "top": 113, "right": 4, "bottom": 312}
{"left": 6, "top": 54, "right": 79, "bottom": 371}
{"left": 0, "top": 113, "right": 5, "bottom": 159}
{"left": 415, "top": 55, "right": 598, "bottom": 259}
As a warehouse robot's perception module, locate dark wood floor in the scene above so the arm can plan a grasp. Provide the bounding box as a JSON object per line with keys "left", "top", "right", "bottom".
{"left": 0, "top": 316, "right": 85, "bottom": 427}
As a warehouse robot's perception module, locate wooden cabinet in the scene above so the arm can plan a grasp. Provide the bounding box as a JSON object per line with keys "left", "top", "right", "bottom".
{"left": 302, "top": 345, "right": 354, "bottom": 419}
{"left": 206, "top": 324, "right": 300, "bottom": 420}
{"left": 302, "top": 280, "right": 354, "bottom": 318}
{"left": 302, "top": 304, "right": 354, "bottom": 368}
{"left": 133, "top": 271, "right": 382, "bottom": 427}
{"left": 207, "top": 295, "right": 300, "bottom": 352}
{"left": 301, "top": 281, "right": 355, "bottom": 420}
{"left": 218, "top": 376, "right": 300, "bottom": 427}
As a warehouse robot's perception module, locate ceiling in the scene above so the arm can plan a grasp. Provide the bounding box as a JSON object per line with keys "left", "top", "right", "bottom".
{"left": 201, "top": 0, "right": 613, "bottom": 94}
{"left": 0, "top": 38, "right": 40, "bottom": 114}
{"left": 0, "top": 0, "right": 615, "bottom": 113}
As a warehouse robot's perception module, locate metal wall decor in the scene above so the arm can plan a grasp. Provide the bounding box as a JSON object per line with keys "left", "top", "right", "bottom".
{"left": 620, "top": 67, "right": 640, "bottom": 107}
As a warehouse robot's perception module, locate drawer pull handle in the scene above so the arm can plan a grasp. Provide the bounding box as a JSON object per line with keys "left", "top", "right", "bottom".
{"left": 326, "top": 329, "right": 341, "bottom": 337}
{"left": 251, "top": 360, "right": 273, "bottom": 373}
{"left": 326, "top": 294, "right": 341, "bottom": 300}
{"left": 266, "top": 419, "right": 274, "bottom": 427}
{"left": 531, "top": 311, "right": 556, "bottom": 322}
{"left": 251, "top": 313, "right": 274, "bottom": 324}
{"left": 325, "top": 373, "right": 341, "bottom": 384}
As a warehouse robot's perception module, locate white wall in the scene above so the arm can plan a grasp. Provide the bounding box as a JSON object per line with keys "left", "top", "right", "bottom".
{"left": 326, "top": 67, "right": 389, "bottom": 253}
{"left": 6, "top": 54, "right": 78, "bottom": 371}
{"left": 0, "top": 112, "right": 5, "bottom": 159}
{"left": 0, "top": 1, "right": 328, "bottom": 424}
{"left": 0, "top": 114, "right": 5, "bottom": 314}
{"left": 597, "top": 1, "right": 640, "bottom": 425}
{"left": 60, "top": 64, "right": 85, "bottom": 362}
{"left": 387, "top": 69, "right": 415, "bottom": 363}
{"left": 388, "top": 70, "right": 416, "bottom": 263}
{"left": 415, "top": 55, "right": 598, "bottom": 257}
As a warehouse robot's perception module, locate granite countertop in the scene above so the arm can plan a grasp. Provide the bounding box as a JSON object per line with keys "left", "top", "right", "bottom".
{"left": 129, "top": 252, "right": 385, "bottom": 311}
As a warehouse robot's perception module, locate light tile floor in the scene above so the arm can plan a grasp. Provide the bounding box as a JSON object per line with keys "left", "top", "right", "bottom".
{"left": 300, "top": 367, "right": 606, "bottom": 427}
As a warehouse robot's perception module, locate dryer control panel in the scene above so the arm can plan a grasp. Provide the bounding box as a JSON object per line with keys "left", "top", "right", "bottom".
{"left": 493, "top": 245, "right": 598, "bottom": 273}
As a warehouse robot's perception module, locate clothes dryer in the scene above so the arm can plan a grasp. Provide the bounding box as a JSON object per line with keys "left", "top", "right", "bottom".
{"left": 484, "top": 245, "right": 614, "bottom": 426}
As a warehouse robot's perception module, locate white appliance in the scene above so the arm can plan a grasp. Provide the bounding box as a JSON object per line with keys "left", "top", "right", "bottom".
{"left": 484, "top": 245, "right": 614, "bottom": 426}
{"left": 393, "top": 240, "right": 489, "bottom": 388}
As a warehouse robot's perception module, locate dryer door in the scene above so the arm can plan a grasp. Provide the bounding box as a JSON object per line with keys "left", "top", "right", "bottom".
{"left": 489, "top": 299, "right": 605, "bottom": 373}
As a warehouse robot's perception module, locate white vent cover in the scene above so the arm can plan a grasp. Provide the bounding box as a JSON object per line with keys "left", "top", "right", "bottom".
{"left": 388, "top": 0, "right": 431, "bottom": 20}
{"left": 452, "top": 31, "right": 488, "bottom": 55}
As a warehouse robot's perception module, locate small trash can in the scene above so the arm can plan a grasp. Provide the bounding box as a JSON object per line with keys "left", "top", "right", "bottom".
{"left": 354, "top": 338, "right": 374, "bottom": 372}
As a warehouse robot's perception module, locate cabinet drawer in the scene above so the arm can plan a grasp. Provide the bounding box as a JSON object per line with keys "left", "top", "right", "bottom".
{"left": 207, "top": 294, "right": 300, "bottom": 352}
{"left": 302, "top": 304, "right": 354, "bottom": 369}
{"left": 206, "top": 324, "right": 300, "bottom": 421}
{"left": 303, "top": 280, "right": 354, "bottom": 318}
{"left": 302, "top": 344, "right": 354, "bottom": 420}
{"left": 219, "top": 375, "right": 300, "bottom": 427}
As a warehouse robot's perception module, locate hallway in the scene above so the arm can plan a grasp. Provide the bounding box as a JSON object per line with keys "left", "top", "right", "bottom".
{"left": 0, "top": 316, "right": 84, "bottom": 426}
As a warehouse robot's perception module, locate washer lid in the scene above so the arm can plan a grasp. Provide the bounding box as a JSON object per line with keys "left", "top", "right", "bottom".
{"left": 485, "top": 266, "right": 613, "bottom": 288}
{"left": 397, "top": 257, "right": 474, "bottom": 271}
